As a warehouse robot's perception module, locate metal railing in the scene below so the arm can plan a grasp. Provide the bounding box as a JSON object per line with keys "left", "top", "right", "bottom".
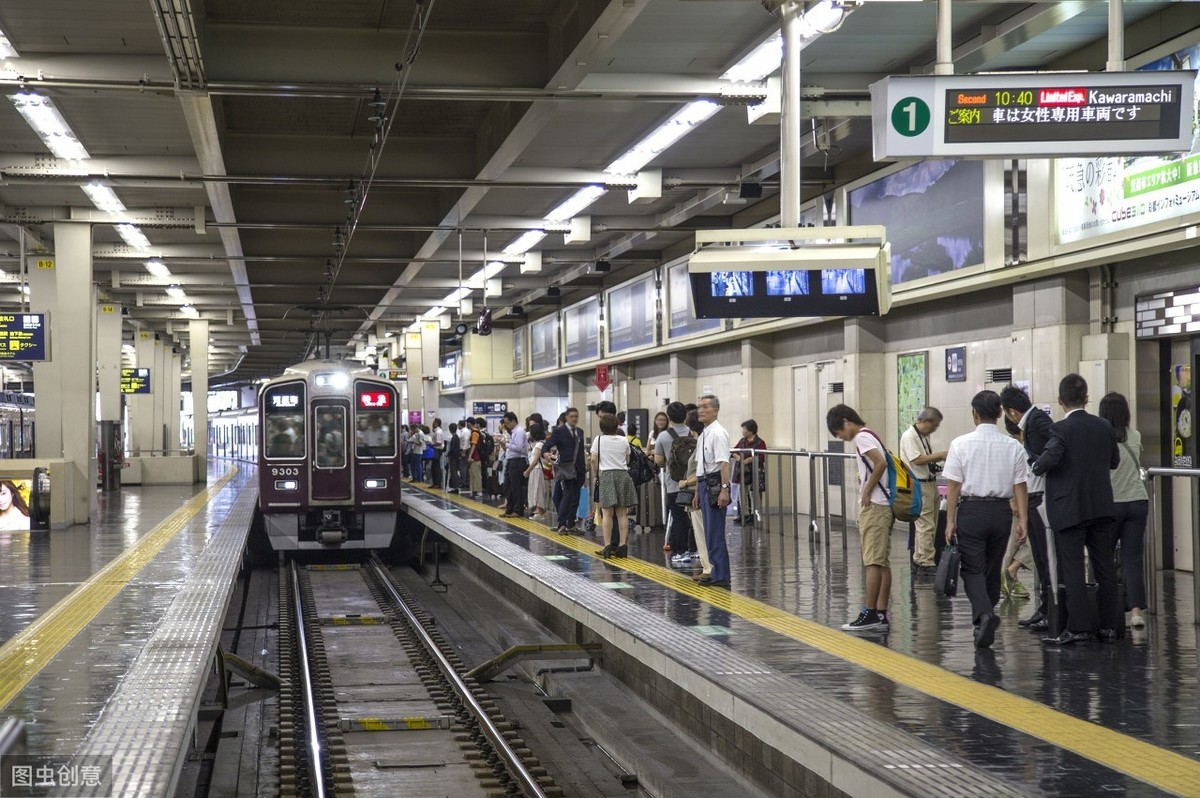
{"left": 1144, "top": 467, "right": 1200, "bottom": 623}
{"left": 730, "top": 447, "right": 857, "bottom": 547}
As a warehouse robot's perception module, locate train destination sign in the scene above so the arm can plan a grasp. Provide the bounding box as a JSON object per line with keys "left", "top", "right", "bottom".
{"left": 120, "top": 368, "right": 151, "bottom": 394}
{"left": 0, "top": 313, "right": 47, "bottom": 361}
{"left": 871, "top": 71, "right": 1195, "bottom": 160}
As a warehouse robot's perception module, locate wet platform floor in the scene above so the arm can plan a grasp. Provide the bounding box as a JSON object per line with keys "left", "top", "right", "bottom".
{"left": 0, "top": 462, "right": 252, "bottom": 758}
{"left": 414, "top": 485, "right": 1200, "bottom": 797}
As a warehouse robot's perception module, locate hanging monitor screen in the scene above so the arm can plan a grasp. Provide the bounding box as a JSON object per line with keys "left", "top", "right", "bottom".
{"left": 766, "top": 270, "right": 811, "bottom": 296}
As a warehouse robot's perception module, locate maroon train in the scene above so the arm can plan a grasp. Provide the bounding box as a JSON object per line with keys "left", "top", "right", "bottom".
{"left": 257, "top": 361, "right": 402, "bottom": 550}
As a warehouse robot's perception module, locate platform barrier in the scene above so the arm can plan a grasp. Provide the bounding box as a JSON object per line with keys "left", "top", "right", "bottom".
{"left": 1145, "top": 467, "right": 1200, "bottom": 623}
{"left": 730, "top": 447, "right": 856, "bottom": 547}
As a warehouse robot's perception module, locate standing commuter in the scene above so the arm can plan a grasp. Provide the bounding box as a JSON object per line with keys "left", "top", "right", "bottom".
{"left": 399, "top": 425, "right": 410, "bottom": 479}
{"left": 592, "top": 401, "right": 619, "bottom": 544}
{"left": 525, "top": 423, "right": 551, "bottom": 520}
{"left": 654, "top": 402, "right": 696, "bottom": 564}
{"left": 457, "top": 420, "right": 472, "bottom": 494}
{"left": 999, "top": 384, "right": 1056, "bottom": 631}
{"left": 500, "top": 412, "right": 528, "bottom": 518}
{"left": 430, "top": 418, "right": 445, "bottom": 488}
{"left": 446, "top": 423, "right": 461, "bottom": 492}
{"left": 693, "top": 394, "right": 731, "bottom": 588}
{"left": 899, "top": 407, "right": 948, "bottom": 573}
{"left": 545, "top": 407, "right": 585, "bottom": 534}
{"left": 1098, "top": 392, "right": 1150, "bottom": 629}
{"left": 680, "top": 410, "right": 711, "bottom": 580}
{"left": 467, "top": 419, "right": 484, "bottom": 499}
{"left": 941, "top": 391, "right": 1030, "bottom": 649}
{"left": 827, "top": 404, "right": 893, "bottom": 631}
{"left": 591, "top": 414, "right": 636, "bottom": 558}
{"left": 1031, "top": 374, "right": 1122, "bottom": 645}
{"left": 731, "top": 420, "right": 767, "bottom": 526}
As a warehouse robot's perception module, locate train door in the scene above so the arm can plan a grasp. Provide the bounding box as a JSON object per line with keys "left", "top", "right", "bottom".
{"left": 312, "top": 401, "right": 352, "bottom": 501}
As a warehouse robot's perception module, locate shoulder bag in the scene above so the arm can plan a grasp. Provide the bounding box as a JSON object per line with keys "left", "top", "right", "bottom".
{"left": 935, "top": 535, "right": 960, "bottom": 597}
{"left": 1120, "top": 440, "right": 1148, "bottom": 482}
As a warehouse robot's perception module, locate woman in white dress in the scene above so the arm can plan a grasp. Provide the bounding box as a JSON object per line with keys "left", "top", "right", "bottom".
{"left": 524, "top": 423, "right": 551, "bottom": 520}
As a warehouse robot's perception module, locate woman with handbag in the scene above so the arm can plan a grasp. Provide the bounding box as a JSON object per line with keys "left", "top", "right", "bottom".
{"left": 731, "top": 420, "right": 767, "bottom": 525}
{"left": 590, "top": 414, "right": 636, "bottom": 558}
{"left": 524, "top": 423, "right": 552, "bottom": 521}
{"left": 1099, "top": 392, "right": 1150, "bottom": 629}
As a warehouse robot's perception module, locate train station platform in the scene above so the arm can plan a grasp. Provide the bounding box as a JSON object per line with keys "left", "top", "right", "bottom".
{"left": 0, "top": 463, "right": 255, "bottom": 797}
{"left": 403, "top": 485, "right": 1200, "bottom": 798}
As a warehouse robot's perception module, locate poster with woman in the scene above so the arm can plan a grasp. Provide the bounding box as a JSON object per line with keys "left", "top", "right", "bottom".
{"left": 0, "top": 479, "right": 31, "bottom": 531}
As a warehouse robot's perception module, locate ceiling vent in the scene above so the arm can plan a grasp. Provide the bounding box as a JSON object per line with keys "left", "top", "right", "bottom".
{"left": 825, "top": 381, "right": 845, "bottom": 394}
{"left": 986, "top": 368, "right": 1013, "bottom": 384}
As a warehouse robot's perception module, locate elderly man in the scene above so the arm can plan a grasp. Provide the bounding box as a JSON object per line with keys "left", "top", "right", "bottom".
{"left": 899, "top": 406, "right": 948, "bottom": 573}
{"left": 693, "top": 394, "right": 732, "bottom": 588}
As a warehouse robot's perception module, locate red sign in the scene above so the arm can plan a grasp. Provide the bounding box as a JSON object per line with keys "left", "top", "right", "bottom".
{"left": 593, "top": 364, "right": 611, "bottom": 392}
{"left": 359, "top": 390, "right": 392, "bottom": 409}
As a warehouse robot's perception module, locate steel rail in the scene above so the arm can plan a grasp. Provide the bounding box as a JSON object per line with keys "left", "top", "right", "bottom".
{"left": 289, "top": 560, "right": 329, "bottom": 798}
{"left": 368, "top": 556, "right": 548, "bottom": 798}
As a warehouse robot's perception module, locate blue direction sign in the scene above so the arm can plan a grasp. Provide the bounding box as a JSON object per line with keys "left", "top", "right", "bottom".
{"left": 0, "top": 314, "right": 47, "bottom": 361}
{"left": 472, "top": 401, "right": 508, "bottom": 415}
{"left": 120, "top": 368, "right": 151, "bottom": 394}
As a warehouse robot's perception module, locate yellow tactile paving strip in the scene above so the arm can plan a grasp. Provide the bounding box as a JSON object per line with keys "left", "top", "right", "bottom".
{"left": 0, "top": 467, "right": 238, "bottom": 713}
{"left": 424, "top": 486, "right": 1200, "bottom": 796}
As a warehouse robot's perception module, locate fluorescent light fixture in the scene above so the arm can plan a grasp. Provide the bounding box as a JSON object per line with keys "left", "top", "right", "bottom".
{"left": 544, "top": 186, "right": 607, "bottom": 223}
{"left": 9, "top": 92, "right": 89, "bottom": 160}
{"left": 180, "top": 304, "right": 199, "bottom": 319}
{"left": 18, "top": 285, "right": 29, "bottom": 295}
{"left": 421, "top": 306, "right": 448, "bottom": 319}
{"left": 145, "top": 260, "right": 171, "bottom": 279}
{"left": 442, "top": 287, "right": 470, "bottom": 304}
{"left": 115, "top": 223, "right": 150, "bottom": 249}
{"left": 467, "top": 260, "right": 506, "bottom": 289}
{"left": 0, "top": 27, "right": 19, "bottom": 60}
{"left": 502, "top": 230, "right": 546, "bottom": 256}
{"left": 722, "top": 34, "right": 783, "bottom": 82}
{"left": 165, "top": 285, "right": 187, "bottom": 300}
{"left": 606, "top": 100, "right": 720, "bottom": 176}
{"left": 81, "top": 182, "right": 125, "bottom": 213}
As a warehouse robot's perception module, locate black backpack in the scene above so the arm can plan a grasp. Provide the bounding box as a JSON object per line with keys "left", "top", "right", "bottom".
{"left": 477, "top": 430, "right": 495, "bottom": 461}
{"left": 665, "top": 428, "right": 697, "bottom": 483}
{"left": 627, "top": 442, "right": 657, "bottom": 487}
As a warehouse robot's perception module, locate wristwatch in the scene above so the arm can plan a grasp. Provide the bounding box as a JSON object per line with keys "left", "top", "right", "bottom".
{"left": 720, "top": 483, "right": 731, "bottom": 489}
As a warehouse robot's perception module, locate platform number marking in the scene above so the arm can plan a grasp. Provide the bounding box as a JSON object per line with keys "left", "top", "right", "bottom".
{"left": 891, "top": 97, "right": 930, "bottom": 137}
{"left": 36, "top": 259, "right": 54, "bottom": 270}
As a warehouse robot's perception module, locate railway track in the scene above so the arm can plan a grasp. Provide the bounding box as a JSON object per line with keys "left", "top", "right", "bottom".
{"left": 278, "top": 555, "right": 561, "bottom": 798}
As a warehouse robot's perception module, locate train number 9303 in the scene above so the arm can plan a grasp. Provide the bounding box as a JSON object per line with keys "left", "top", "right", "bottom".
{"left": 270, "top": 467, "right": 300, "bottom": 477}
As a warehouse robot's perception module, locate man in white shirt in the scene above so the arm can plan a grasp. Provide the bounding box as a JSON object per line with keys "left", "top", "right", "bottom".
{"left": 899, "top": 407, "right": 948, "bottom": 572}
{"left": 827, "top": 404, "right": 892, "bottom": 632}
{"left": 429, "top": 418, "right": 446, "bottom": 488}
{"left": 942, "top": 390, "right": 1029, "bottom": 649}
{"left": 693, "top": 394, "right": 731, "bottom": 588}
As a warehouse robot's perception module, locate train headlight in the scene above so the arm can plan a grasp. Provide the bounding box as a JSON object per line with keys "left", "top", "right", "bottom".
{"left": 363, "top": 478, "right": 387, "bottom": 489}
{"left": 275, "top": 480, "right": 299, "bottom": 491}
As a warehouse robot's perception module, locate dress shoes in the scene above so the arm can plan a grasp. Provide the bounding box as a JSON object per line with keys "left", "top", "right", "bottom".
{"left": 697, "top": 575, "right": 730, "bottom": 588}
{"left": 1097, "top": 628, "right": 1120, "bottom": 643}
{"left": 1027, "top": 618, "right": 1049, "bottom": 632}
{"left": 1018, "top": 611, "right": 1045, "bottom": 628}
{"left": 1042, "top": 630, "right": 1094, "bottom": 646}
{"left": 974, "top": 612, "right": 1000, "bottom": 649}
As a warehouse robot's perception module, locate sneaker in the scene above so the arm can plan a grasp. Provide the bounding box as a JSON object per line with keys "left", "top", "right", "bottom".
{"left": 841, "top": 608, "right": 884, "bottom": 631}
{"left": 670, "top": 552, "right": 690, "bottom": 563}
{"left": 1129, "top": 611, "right": 1146, "bottom": 628}
{"left": 683, "top": 551, "right": 699, "bottom": 561}
{"left": 1008, "top": 576, "right": 1029, "bottom": 599}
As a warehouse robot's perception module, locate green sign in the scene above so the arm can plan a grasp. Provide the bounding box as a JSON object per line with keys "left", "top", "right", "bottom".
{"left": 1124, "top": 154, "right": 1200, "bottom": 198}
{"left": 891, "top": 97, "right": 931, "bottom": 137}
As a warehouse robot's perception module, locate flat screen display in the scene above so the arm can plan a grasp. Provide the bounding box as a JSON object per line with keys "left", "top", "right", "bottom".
{"left": 359, "top": 390, "right": 391, "bottom": 409}
{"left": 711, "top": 271, "right": 753, "bottom": 297}
{"left": 821, "top": 269, "right": 867, "bottom": 295}
{"left": 766, "top": 270, "right": 811, "bottom": 296}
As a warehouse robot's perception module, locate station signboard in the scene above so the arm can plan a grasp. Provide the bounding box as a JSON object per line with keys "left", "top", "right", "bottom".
{"left": 120, "top": 367, "right": 151, "bottom": 394}
{"left": 471, "top": 401, "right": 508, "bottom": 416}
{"left": 0, "top": 313, "right": 48, "bottom": 361}
{"left": 871, "top": 71, "right": 1195, "bottom": 160}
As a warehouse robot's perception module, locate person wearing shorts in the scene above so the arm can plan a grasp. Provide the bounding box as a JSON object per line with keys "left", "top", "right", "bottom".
{"left": 827, "top": 404, "right": 893, "bottom": 632}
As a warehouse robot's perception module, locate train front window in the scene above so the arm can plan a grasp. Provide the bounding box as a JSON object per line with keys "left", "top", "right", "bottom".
{"left": 354, "top": 381, "right": 397, "bottom": 458}
{"left": 315, "top": 406, "right": 347, "bottom": 469}
{"left": 263, "top": 383, "right": 305, "bottom": 460}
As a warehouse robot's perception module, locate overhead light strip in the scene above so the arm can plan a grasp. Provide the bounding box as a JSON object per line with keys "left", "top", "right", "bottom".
{"left": 81, "top": 182, "right": 126, "bottom": 213}
{"left": 115, "top": 223, "right": 151, "bottom": 250}
{"left": 0, "top": 27, "right": 19, "bottom": 60}
{"left": 8, "top": 92, "right": 89, "bottom": 160}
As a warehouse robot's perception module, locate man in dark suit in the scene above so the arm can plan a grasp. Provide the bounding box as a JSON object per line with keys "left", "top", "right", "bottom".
{"left": 1031, "top": 374, "right": 1121, "bottom": 645}
{"left": 1000, "top": 384, "right": 1055, "bottom": 631}
{"left": 544, "top": 407, "right": 585, "bottom": 534}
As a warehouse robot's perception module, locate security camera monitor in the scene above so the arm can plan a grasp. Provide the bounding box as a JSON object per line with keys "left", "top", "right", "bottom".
{"left": 766, "top": 270, "right": 810, "bottom": 296}
{"left": 710, "top": 271, "right": 753, "bottom": 297}
{"left": 821, "top": 268, "right": 866, "bottom": 295}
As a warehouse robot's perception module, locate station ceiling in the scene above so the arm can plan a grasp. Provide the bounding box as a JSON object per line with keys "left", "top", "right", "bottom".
{"left": 0, "top": 0, "right": 1195, "bottom": 380}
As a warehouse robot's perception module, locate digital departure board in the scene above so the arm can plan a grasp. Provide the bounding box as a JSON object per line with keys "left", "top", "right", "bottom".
{"left": 0, "top": 314, "right": 47, "bottom": 361}
{"left": 871, "top": 72, "right": 1195, "bottom": 160}
{"left": 120, "top": 367, "right": 151, "bottom": 394}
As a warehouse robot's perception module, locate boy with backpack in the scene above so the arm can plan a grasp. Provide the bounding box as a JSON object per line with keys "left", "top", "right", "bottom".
{"left": 827, "top": 404, "right": 894, "bottom": 632}
{"left": 655, "top": 401, "right": 697, "bottom": 564}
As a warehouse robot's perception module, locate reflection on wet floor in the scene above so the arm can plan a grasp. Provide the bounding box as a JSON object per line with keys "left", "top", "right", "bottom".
{"left": 415, "top": 488, "right": 1199, "bottom": 797}
{"left": 0, "top": 465, "right": 249, "bottom": 757}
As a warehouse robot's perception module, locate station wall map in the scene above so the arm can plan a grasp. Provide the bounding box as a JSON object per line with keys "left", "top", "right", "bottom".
{"left": 1057, "top": 45, "right": 1200, "bottom": 244}
{"left": 849, "top": 160, "right": 985, "bottom": 285}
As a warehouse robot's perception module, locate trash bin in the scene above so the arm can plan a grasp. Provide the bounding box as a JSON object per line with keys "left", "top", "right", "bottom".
{"left": 29, "top": 467, "right": 49, "bottom": 531}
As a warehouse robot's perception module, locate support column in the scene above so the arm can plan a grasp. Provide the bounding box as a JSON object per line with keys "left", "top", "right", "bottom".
{"left": 404, "top": 329, "right": 423, "bottom": 424}
{"left": 130, "top": 331, "right": 156, "bottom": 454}
{"left": 190, "top": 319, "right": 209, "bottom": 479}
{"left": 96, "top": 303, "right": 123, "bottom": 425}
{"left": 842, "top": 316, "right": 887, "bottom": 434}
{"left": 33, "top": 223, "right": 95, "bottom": 525}
{"left": 779, "top": 1, "right": 804, "bottom": 227}
{"left": 168, "top": 351, "right": 182, "bottom": 452}
{"left": 153, "top": 336, "right": 167, "bottom": 452}
{"left": 420, "top": 320, "right": 440, "bottom": 421}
